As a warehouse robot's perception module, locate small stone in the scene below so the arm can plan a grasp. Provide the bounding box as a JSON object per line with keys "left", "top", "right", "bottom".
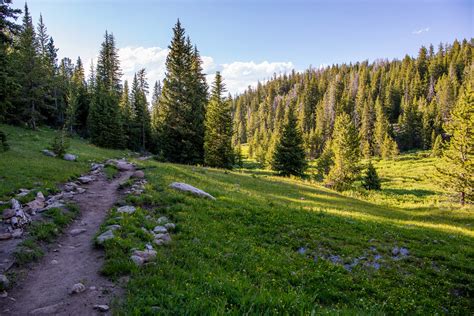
{"left": 11, "top": 199, "right": 21, "bottom": 210}
{"left": 89, "top": 286, "right": 97, "bottom": 291}
{"left": 116, "top": 161, "right": 134, "bottom": 171}
{"left": 76, "top": 188, "right": 86, "bottom": 194}
{"left": 63, "top": 153, "right": 77, "bottom": 161}
{"left": 153, "top": 239, "right": 165, "bottom": 246}
{"left": 399, "top": 247, "right": 409, "bottom": 256}
{"left": 117, "top": 205, "right": 136, "bottom": 214}
{"left": 70, "top": 228, "right": 87, "bottom": 236}
{"left": 78, "top": 176, "right": 94, "bottom": 184}
{"left": 145, "top": 243, "right": 153, "bottom": 250}
{"left": 374, "top": 254, "right": 382, "bottom": 261}
{"left": 96, "top": 230, "right": 114, "bottom": 245}
{"left": 154, "top": 233, "right": 171, "bottom": 244}
{"left": 153, "top": 226, "right": 168, "bottom": 234}
{"left": 392, "top": 247, "right": 399, "bottom": 256}
{"left": 29, "top": 302, "right": 64, "bottom": 315}
{"left": 0, "top": 291, "right": 7, "bottom": 298}
{"left": 51, "top": 259, "right": 58, "bottom": 264}
{"left": 41, "top": 149, "right": 56, "bottom": 157}
{"left": 91, "top": 163, "right": 104, "bottom": 171}
{"left": 105, "top": 224, "right": 121, "bottom": 231}
{"left": 131, "top": 170, "right": 145, "bottom": 178}
{"left": 169, "top": 182, "right": 216, "bottom": 200}
{"left": 132, "top": 249, "right": 157, "bottom": 262}
{"left": 0, "top": 233, "right": 12, "bottom": 240}
{"left": 329, "top": 255, "right": 342, "bottom": 264}
{"left": 70, "top": 282, "right": 86, "bottom": 294}
{"left": 36, "top": 191, "right": 45, "bottom": 201}
{"left": 16, "top": 188, "right": 30, "bottom": 198}
{"left": 297, "top": 247, "right": 307, "bottom": 255}
{"left": 0, "top": 274, "right": 9, "bottom": 288}
{"left": 2, "top": 209, "right": 15, "bottom": 219}
{"left": 156, "top": 216, "right": 170, "bottom": 225}
{"left": 130, "top": 255, "right": 145, "bottom": 266}
{"left": 93, "top": 305, "right": 110, "bottom": 312}
{"left": 164, "top": 223, "right": 176, "bottom": 230}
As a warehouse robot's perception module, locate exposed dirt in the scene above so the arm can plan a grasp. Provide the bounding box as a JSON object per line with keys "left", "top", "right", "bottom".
{"left": 2, "top": 167, "right": 134, "bottom": 315}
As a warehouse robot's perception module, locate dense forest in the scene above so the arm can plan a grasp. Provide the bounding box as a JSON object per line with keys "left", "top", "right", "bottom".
{"left": 0, "top": 2, "right": 472, "bottom": 200}
{"left": 232, "top": 39, "right": 473, "bottom": 163}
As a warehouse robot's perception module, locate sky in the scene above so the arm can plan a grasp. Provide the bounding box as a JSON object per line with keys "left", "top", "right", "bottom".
{"left": 13, "top": 0, "right": 473, "bottom": 94}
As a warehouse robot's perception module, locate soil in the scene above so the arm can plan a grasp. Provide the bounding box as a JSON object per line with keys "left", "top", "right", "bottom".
{"left": 2, "top": 167, "right": 134, "bottom": 315}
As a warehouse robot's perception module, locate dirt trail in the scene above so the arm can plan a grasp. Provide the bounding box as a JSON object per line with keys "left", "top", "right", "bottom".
{"left": 2, "top": 168, "right": 134, "bottom": 315}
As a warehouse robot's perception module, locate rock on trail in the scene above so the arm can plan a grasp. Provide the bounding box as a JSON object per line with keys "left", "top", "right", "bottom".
{"left": 2, "top": 161, "right": 135, "bottom": 315}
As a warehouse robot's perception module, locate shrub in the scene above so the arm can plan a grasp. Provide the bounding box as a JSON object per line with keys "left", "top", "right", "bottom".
{"left": 0, "top": 130, "right": 9, "bottom": 152}
{"left": 363, "top": 162, "right": 381, "bottom": 190}
{"left": 49, "top": 129, "right": 70, "bottom": 157}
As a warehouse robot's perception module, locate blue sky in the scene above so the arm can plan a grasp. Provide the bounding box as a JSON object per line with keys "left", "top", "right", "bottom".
{"left": 16, "top": 0, "right": 473, "bottom": 93}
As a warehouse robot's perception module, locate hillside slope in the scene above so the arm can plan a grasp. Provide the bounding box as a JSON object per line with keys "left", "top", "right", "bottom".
{"left": 100, "top": 157, "right": 473, "bottom": 314}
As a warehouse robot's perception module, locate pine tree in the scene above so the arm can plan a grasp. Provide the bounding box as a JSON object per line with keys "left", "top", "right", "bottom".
{"left": 88, "top": 31, "right": 123, "bottom": 148}
{"left": 438, "top": 83, "right": 473, "bottom": 205}
{"left": 204, "top": 72, "right": 233, "bottom": 169}
{"left": 363, "top": 162, "right": 381, "bottom": 190}
{"left": 13, "top": 4, "right": 46, "bottom": 129}
{"left": 159, "top": 20, "right": 206, "bottom": 163}
{"left": 0, "top": 0, "right": 21, "bottom": 122}
{"left": 130, "top": 69, "right": 151, "bottom": 152}
{"left": 325, "top": 113, "right": 360, "bottom": 190}
{"left": 271, "top": 105, "right": 307, "bottom": 176}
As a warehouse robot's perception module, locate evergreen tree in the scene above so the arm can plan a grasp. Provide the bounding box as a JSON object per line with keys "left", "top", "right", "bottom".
{"left": 130, "top": 69, "right": 151, "bottom": 152}
{"left": 363, "top": 162, "right": 381, "bottom": 190}
{"left": 159, "top": 20, "right": 206, "bottom": 163}
{"left": 88, "top": 31, "right": 123, "bottom": 148}
{"left": 325, "top": 113, "right": 360, "bottom": 190}
{"left": 0, "top": 0, "right": 21, "bottom": 122}
{"left": 204, "top": 72, "right": 233, "bottom": 169}
{"left": 271, "top": 105, "right": 307, "bottom": 176}
{"left": 438, "top": 83, "right": 473, "bottom": 205}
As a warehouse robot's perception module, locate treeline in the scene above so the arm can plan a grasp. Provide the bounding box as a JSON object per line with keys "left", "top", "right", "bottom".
{"left": 232, "top": 39, "right": 473, "bottom": 164}
{"left": 0, "top": 2, "right": 234, "bottom": 168}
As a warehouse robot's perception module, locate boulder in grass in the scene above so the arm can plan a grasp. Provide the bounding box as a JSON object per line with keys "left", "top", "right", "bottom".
{"left": 42, "top": 149, "right": 56, "bottom": 157}
{"left": 117, "top": 205, "right": 136, "bottom": 214}
{"left": 63, "top": 153, "right": 77, "bottom": 161}
{"left": 96, "top": 230, "right": 114, "bottom": 245}
{"left": 78, "top": 176, "right": 94, "bottom": 184}
{"left": 169, "top": 182, "right": 216, "bottom": 200}
{"left": 131, "top": 170, "right": 145, "bottom": 178}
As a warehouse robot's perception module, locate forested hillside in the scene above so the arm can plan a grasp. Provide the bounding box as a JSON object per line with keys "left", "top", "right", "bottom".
{"left": 232, "top": 40, "right": 473, "bottom": 163}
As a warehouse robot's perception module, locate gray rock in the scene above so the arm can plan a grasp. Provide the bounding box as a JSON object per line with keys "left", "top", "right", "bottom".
{"left": 96, "top": 230, "right": 114, "bottom": 245}
{"left": 76, "top": 187, "right": 86, "bottom": 194}
{"left": 131, "top": 170, "right": 145, "bottom": 178}
{"left": 70, "top": 282, "right": 86, "bottom": 294}
{"left": 93, "top": 304, "right": 110, "bottom": 312}
{"left": 16, "top": 188, "right": 30, "bottom": 197}
{"left": 106, "top": 224, "right": 121, "bottom": 231}
{"left": 164, "top": 223, "right": 176, "bottom": 231}
{"left": 2, "top": 209, "right": 15, "bottom": 219}
{"left": 0, "top": 274, "right": 9, "bottom": 288}
{"left": 169, "top": 182, "right": 216, "bottom": 200}
{"left": 78, "top": 176, "right": 94, "bottom": 184}
{"left": 157, "top": 216, "right": 170, "bottom": 224}
{"left": 117, "top": 161, "right": 134, "bottom": 171}
{"left": 11, "top": 198, "right": 21, "bottom": 210}
{"left": 329, "top": 255, "right": 342, "bottom": 264}
{"left": 154, "top": 233, "right": 171, "bottom": 244}
{"left": 399, "top": 247, "right": 409, "bottom": 256}
{"left": 132, "top": 249, "right": 157, "bottom": 262}
{"left": 153, "top": 226, "right": 168, "bottom": 234}
{"left": 63, "top": 153, "right": 77, "bottom": 161}
{"left": 117, "top": 205, "right": 136, "bottom": 214}
{"left": 392, "top": 247, "right": 399, "bottom": 256}
{"left": 70, "top": 228, "right": 87, "bottom": 236}
{"left": 41, "top": 201, "right": 65, "bottom": 211}
{"left": 41, "top": 149, "right": 56, "bottom": 157}
{"left": 297, "top": 247, "right": 307, "bottom": 255}
{"left": 91, "top": 163, "right": 104, "bottom": 171}
{"left": 130, "top": 255, "right": 145, "bottom": 266}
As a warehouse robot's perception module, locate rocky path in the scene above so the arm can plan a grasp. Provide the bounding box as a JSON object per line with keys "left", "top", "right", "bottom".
{"left": 2, "top": 164, "right": 135, "bottom": 315}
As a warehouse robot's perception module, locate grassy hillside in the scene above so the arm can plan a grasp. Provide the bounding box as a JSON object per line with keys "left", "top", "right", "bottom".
{"left": 0, "top": 124, "right": 128, "bottom": 200}
{"left": 101, "top": 156, "right": 473, "bottom": 314}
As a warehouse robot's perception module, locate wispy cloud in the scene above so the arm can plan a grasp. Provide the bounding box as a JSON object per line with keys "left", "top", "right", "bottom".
{"left": 412, "top": 27, "right": 430, "bottom": 35}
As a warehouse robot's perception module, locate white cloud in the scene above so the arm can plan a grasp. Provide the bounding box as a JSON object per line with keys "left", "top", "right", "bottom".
{"left": 85, "top": 46, "right": 295, "bottom": 95}
{"left": 412, "top": 27, "right": 430, "bottom": 35}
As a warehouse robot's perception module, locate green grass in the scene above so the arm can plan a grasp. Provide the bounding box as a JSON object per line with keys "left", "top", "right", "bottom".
{"left": 99, "top": 156, "right": 473, "bottom": 315}
{"left": 0, "top": 124, "right": 128, "bottom": 200}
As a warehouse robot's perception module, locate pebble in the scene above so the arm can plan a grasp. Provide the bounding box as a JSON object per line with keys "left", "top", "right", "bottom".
{"left": 164, "top": 223, "right": 176, "bottom": 231}
{"left": 117, "top": 205, "right": 136, "bottom": 214}
{"left": 70, "top": 283, "right": 86, "bottom": 294}
{"left": 153, "top": 226, "right": 168, "bottom": 234}
{"left": 93, "top": 305, "right": 110, "bottom": 312}
{"left": 96, "top": 230, "right": 114, "bottom": 245}
{"left": 51, "top": 259, "right": 58, "bottom": 264}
